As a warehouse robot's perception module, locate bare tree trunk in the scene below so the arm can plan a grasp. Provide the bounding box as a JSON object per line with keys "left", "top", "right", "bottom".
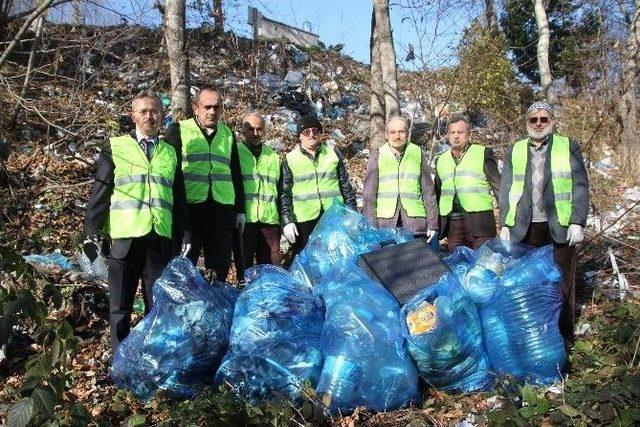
{"left": 370, "top": 7, "right": 386, "bottom": 149}
{"left": 10, "top": 8, "right": 45, "bottom": 128}
{"left": 374, "top": 0, "right": 400, "bottom": 118}
{"left": 484, "top": 0, "right": 499, "bottom": 34}
{"left": 533, "top": 0, "right": 558, "bottom": 106}
{"left": 71, "top": 0, "right": 83, "bottom": 27}
{"left": 0, "top": 0, "right": 54, "bottom": 70}
{"left": 164, "top": 0, "right": 192, "bottom": 121}
{"left": 213, "top": 0, "right": 224, "bottom": 33}
{"left": 619, "top": 0, "right": 640, "bottom": 176}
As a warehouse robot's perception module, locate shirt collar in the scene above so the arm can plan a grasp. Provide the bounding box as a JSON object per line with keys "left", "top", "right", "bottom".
{"left": 196, "top": 117, "right": 216, "bottom": 136}
{"left": 135, "top": 130, "right": 157, "bottom": 144}
{"left": 529, "top": 134, "right": 551, "bottom": 150}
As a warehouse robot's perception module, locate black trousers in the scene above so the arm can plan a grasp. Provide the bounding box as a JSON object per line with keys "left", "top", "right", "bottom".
{"left": 292, "top": 217, "right": 321, "bottom": 256}
{"left": 233, "top": 222, "right": 282, "bottom": 280}
{"left": 186, "top": 199, "right": 234, "bottom": 281}
{"left": 107, "top": 232, "right": 172, "bottom": 349}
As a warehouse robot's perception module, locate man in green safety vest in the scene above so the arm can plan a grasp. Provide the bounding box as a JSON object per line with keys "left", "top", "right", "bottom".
{"left": 232, "top": 113, "right": 282, "bottom": 280}
{"left": 84, "top": 91, "right": 191, "bottom": 348}
{"left": 280, "top": 115, "right": 357, "bottom": 256}
{"left": 499, "top": 101, "right": 589, "bottom": 341}
{"left": 165, "top": 88, "right": 245, "bottom": 282}
{"left": 434, "top": 115, "right": 500, "bottom": 251}
{"left": 363, "top": 116, "right": 438, "bottom": 248}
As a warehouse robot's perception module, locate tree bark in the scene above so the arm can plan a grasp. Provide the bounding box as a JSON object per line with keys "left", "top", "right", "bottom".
{"left": 369, "top": 7, "right": 386, "bottom": 149}
{"left": 9, "top": 7, "right": 45, "bottom": 128}
{"left": 484, "top": 0, "right": 499, "bottom": 34}
{"left": 533, "top": 0, "right": 558, "bottom": 106}
{"left": 164, "top": 0, "right": 192, "bottom": 121}
{"left": 619, "top": 0, "right": 640, "bottom": 176}
{"left": 213, "top": 0, "right": 224, "bottom": 33}
{"left": 374, "top": 0, "right": 400, "bottom": 118}
{"left": 0, "top": 0, "right": 54, "bottom": 70}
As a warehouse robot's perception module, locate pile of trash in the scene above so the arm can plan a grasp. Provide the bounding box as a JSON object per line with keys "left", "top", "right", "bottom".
{"left": 112, "top": 202, "right": 566, "bottom": 412}
{"left": 110, "top": 257, "right": 238, "bottom": 399}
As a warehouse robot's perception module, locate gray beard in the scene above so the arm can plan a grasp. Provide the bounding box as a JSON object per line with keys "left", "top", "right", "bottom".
{"left": 527, "top": 125, "right": 553, "bottom": 141}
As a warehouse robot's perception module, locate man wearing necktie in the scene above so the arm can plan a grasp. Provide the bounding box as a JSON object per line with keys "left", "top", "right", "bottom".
{"left": 84, "top": 91, "right": 191, "bottom": 348}
{"left": 165, "top": 88, "right": 245, "bottom": 282}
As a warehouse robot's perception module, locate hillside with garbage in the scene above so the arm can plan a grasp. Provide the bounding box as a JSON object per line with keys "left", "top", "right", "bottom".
{"left": 1, "top": 21, "right": 639, "bottom": 427}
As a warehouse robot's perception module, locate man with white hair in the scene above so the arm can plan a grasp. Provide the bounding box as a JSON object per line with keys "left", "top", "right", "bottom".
{"left": 499, "top": 101, "right": 589, "bottom": 341}
{"left": 363, "top": 116, "right": 439, "bottom": 247}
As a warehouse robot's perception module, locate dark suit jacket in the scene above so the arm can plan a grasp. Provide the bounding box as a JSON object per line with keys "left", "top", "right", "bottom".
{"left": 434, "top": 146, "right": 501, "bottom": 238}
{"left": 498, "top": 134, "right": 589, "bottom": 244}
{"left": 164, "top": 121, "right": 245, "bottom": 231}
{"left": 83, "top": 133, "right": 191, "bottom": 259}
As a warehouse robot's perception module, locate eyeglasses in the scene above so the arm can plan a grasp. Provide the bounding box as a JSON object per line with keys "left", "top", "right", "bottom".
{"left": 529, "top": 116, "right": 550, "bottom": 124}
{"left": 301, "top": 128, "right": 320, "bottom": 137}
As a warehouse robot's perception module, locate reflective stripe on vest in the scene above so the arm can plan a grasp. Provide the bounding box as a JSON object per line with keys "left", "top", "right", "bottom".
{"left": 376, "top": 142, "right": 427, "bottom": 219}
{"left": 286, "top": 144, "right": 343, "bottom": 222}
{"left": 179, "top": 118, "right": 235, "bottom": 204}
{"left": 505, "top": 135, "right": 572, "bottom": 227}
{"left": 435, "top": 144, "right": 493, "bottom": 215}
{"left": 107, "top": 135, "right": 176, "bottom": 239}
{"left": 238, "top": 142, "right": 280, "bottom": 225}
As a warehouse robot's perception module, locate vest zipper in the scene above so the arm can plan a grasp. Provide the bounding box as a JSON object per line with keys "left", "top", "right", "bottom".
{"left": 255, "top": 155, "right": 261, "bottom": 221}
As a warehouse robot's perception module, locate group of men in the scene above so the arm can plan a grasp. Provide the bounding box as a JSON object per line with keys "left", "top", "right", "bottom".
{"left": 85, "top": 88, "right": 588, "bottom": 348}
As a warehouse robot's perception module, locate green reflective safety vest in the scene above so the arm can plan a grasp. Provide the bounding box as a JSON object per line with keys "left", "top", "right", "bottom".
{"left": 286, "top": 144, "right": 343, "bottom": 222}
{"left": 376, "top": 142, "right": 427, "bottom": 219}
{"left": 179, "top": 118, "right": 235, "bottom": 205}
{"left": 505, "top": 135, "right": 572, "bottom": 227}
{"left": 435, "top": 144, "right": 493, "bottom": 216}
{"left": 238, "top": 142, "right": 280, "bottom": 225}
{"left": 107, "top": 135, "right": 176, "bottom": 239}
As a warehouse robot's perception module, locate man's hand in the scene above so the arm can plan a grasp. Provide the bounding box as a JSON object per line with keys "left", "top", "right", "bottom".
{"left": 82, "top": 235, "right": 101, "bottom": 262}
{"left": 567, "top": 224, "right": 584, "bottom": 246}
{"left": 499, "top": 227, "right": 510, "bottom": 241}
{"left": 283, "top": 223, "right": 298, "bottom": 244}
{"left": 236, "top": 213, "right": 246, "bottom": 235}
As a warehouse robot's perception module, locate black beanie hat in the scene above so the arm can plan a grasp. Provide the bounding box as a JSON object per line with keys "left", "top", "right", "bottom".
{"left": 296, "top": 115, "right": 323, "bottom": 136}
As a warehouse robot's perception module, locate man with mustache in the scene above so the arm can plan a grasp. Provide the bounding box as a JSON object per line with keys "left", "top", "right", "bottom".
{"left": 280, "top": 115, "right": 357, "bottom": 256}
{"left": 434, "top": 115, "right": 501, "bottom": 251}
{"left": 84, "top": 91, "right": 191, "bottom": 348}
{"left": 165, "top": 88, "right": 245, "bottom": 282}
{"left": 363, "top": 116, "right": 439, "bottom": 248}
{"left": 499, "top": 101, "right": 589, "bottom": 342}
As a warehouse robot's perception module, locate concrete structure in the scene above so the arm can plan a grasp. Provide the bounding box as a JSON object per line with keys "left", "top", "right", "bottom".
{"left": 248, "top": 7, "right": 319, "bottom": 47}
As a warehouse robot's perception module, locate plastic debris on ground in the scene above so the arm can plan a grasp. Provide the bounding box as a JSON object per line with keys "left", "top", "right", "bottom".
{"left": 110, "top": 257, "right": 238, "bottom": 399}
{"left": 215, "top": 265, "right": 324, "bottom": 401}
{"left": 75, "top": 240, "right": 107, "bottom": 281}
{"left": 24, "top": 252, "right": 76, "bottom": 271}
{"left": 447, "top": 239, "right": 566, "bottom": 385}
{"left": 401, "top": 272, "right": 492, "bottom": 393}
{"left": 290, "top": 201, "right": 419, "bottom": 413}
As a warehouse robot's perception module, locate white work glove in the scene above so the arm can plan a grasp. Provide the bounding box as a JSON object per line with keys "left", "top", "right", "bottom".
{"left": 499, "top": 227, "right": 510, "bottom": 241}
{"left": 567, "top": 224, "right": 584, "bottom": 246}
{"left": 235, "top": 213, "right": 246, "bottom": 235}
{"left": 181, "top": 242, "right": 192, "bottom": 257}
{"left": 426, "top": 229, "right": 437, "bottom": 243}
{"left": 283, "top": 223, "right": 299, "bottom": 244}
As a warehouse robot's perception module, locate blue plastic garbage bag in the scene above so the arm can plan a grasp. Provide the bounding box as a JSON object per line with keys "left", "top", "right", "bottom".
{"left": 479, "top": 245, "right": 565, "bottom": 384}
{"left": 401, "top": 272, "right": 492, "bottom": 393}
{"left": 315, "top": 269, "right": 419, "bottom": 413}
{"left": 110, "top": 257, "right": 238, "bottom": 399}
{"left": 215, "top": 265, "right": 324, "bottom": 401}
{"left": 24, "top": 252, "right": 75, "bottom": 271}
{"left": 446, "top": 239, "right": 566, "bottom": 385}
{"left": 289, "top": 201, "right": 412, "bottom": 287}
